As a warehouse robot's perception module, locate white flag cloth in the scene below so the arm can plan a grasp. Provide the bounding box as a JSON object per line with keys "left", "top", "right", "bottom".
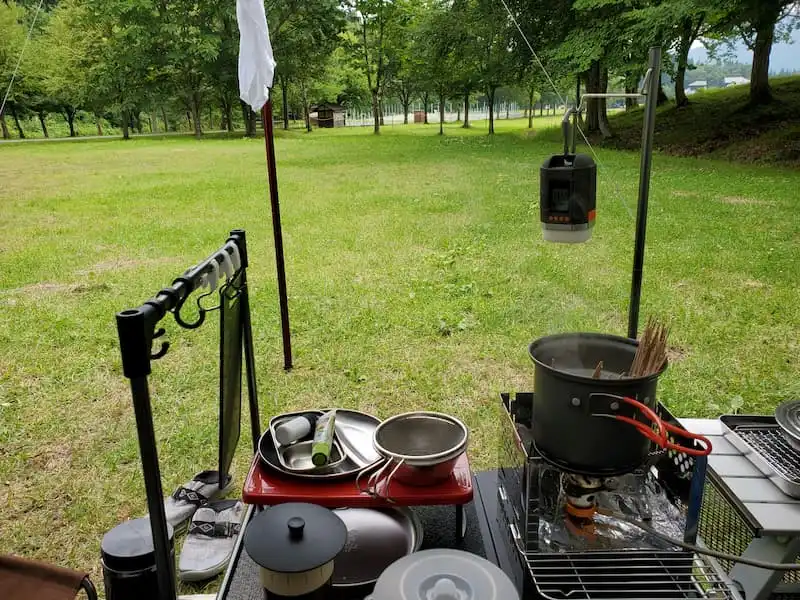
{"left": 236, "top": 0, "right": 276, "bottom": 112}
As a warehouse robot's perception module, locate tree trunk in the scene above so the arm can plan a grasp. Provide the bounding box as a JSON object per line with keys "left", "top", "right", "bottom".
{"left": 96, "top": 115, "right": 103, "bottom": 136}
{"left": 625, "top": 83, "right": 639, "bottom": 111}
{"left": 379, "top": 100, "right": 385, "bottom": 126}
{"left": 402, "top": 96, "right": 410, "bottom": 124}
{"left": 65, "top": 109, "right": 76, "bottom": 137}
{"left": 208, "top": 105, "right": 213, "bottom": 130}
{"left": 371, "top": 89, "right": 380, "bottom": 134}
{"left": 539, "top": 102, "right": 543, "bottom": 117}
{"left": 10, "top": 105, "right": 24, "bottom": 138}
{"left": 438, "top": 92, "right": 445, "bottom": 135}
{"left": 0, "top": 112, "right": 9, "bottom": 139}
{"left": 598, "top": 65, "right": 613, "bottom": 138}
{"left": 528, "top": 88, "right": 534, "bottom": 129}
{"left": 241, "top": 100, "right": 257, "bottom": 137}
{"left": 585, "top": 65, "right": 600, "bottom": 133}
{"left": 161, "top": 106, "right": 169, "bottom": 131}
{"left": 657, "top": 82, "right": 668, "bottom": 106}
{"left": 222, "top": 99, "right": 234, "bottom": 132}
{"left": 505, "top": 104, "right": 509, "bottom": 119}
{"left": 422, "top": 92, "right": 429, "bottom": 124}
{"left": 282, "top": 80, "right": 289, "bottom": 130}
{"left": 121, "top": 109, "right": 130, "bottom": 140}
{"left": 750, "top": 8, "right": 779, "bottom": 105}
{"left": 301, "top": 81, "right": 311, "bottom": 133}
{"left": 463, "top": 92, "right": 470, "bottom": 128}
{"left": 134, "top": 111, "right": 143, "bottom": 134}
{"left": 190, "top": 93, "right": 202, "bottom": 139}
{"left": 674, "top": 20, "right": 693, "bottom": 108}
{"left": 487, "top": 87, "right": 496, "bottom": 134}
{"left": 38, "top": 112, "right": 49, "bottom": 137}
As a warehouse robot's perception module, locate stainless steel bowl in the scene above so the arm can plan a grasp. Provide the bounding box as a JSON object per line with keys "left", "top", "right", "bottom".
{"left": 373, "top": 411, "right": 468, "bottom": 467}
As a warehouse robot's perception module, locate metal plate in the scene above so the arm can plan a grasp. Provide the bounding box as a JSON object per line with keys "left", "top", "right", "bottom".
{"left": 332, "top": 507, "right": 423, "bottom": 588}
{"left": 333, "top": 409, "right": 382, "bottom": 468}
{"left": 259, "top": 409, "right": 381, "bottom": 480}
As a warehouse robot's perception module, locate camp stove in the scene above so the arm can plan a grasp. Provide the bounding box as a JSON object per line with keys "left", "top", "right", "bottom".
{"left": 496, "top": 392, "right": 739, "bottom": 600}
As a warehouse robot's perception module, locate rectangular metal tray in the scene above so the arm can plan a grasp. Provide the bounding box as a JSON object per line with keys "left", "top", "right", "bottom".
{"left": 720, "top": 415, "right": 800, "bottom": 499}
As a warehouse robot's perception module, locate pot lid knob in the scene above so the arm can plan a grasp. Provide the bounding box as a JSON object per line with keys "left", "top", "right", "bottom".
{"left": 288, "top": 517, "right": 305, "bottom": 539}
{"left": 427, "top": 578, "right": 463, "bottom": 600}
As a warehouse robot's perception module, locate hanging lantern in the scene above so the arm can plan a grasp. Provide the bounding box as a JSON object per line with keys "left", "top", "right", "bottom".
{"left": 540, "top": 153, "right": 597, "bottom": 243}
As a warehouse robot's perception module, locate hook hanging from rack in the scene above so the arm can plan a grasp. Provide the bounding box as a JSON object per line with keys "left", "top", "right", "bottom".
{"left": 150, "top": 327, "right": 170, "bottom": 359}
{"left": 171, "top": 243, "right": 243, "bottom": 330}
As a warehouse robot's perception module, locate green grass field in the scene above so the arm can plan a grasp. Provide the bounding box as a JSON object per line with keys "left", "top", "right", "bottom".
{"left": 1, "top": 119, "right": 798, "bottom": 592}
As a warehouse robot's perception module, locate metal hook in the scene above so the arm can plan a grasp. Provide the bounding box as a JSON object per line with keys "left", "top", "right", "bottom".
{"left": 217, "top": 250, "right": 234, "bottom": 281}
{"left": 227, "top": 242, "right": 241, "bottom": 272}
{"left": 149, "top": 327, "right": 170, "bottom": 360}
{"left": 172, "top": 277, "right": 206, "bottom": 329}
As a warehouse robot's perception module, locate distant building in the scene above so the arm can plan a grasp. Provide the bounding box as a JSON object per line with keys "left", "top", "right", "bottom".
{"left": 684, "top": 80, "right": 708, "bottom": 96}
{"left": 724, "top": 76, "right": 750, "bottom": 87}
{"left": 310, "top": 103, "right": 346, "bottom": 128}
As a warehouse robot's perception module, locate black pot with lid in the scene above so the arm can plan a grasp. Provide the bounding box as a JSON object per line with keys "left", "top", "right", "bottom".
{"left": 244, "top": 502, "right": 347, "bottom": 599}
{"left": 529, "top": 332, "right": 667, "bottom": 476}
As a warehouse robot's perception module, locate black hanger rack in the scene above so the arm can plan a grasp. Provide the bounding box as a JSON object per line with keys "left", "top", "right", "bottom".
{"left": 115, "top": 229, "right": 262, "bottom": 600}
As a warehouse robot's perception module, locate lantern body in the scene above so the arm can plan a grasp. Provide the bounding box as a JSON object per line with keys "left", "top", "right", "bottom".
{"left": 540, "top": 153, "right": 597, "bottom": 243}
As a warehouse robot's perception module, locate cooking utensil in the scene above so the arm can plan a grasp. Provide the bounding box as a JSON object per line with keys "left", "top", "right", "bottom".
{"left": 334, "top": 409, "right": 383, "bottom": 468}
{"left": 359, "top": 412, "right": 468, "bottom": 500}
{"left": 775, "top": 400, "right": 800, "bottom": 451}
{"left": 278, "top": 439, "right": 346, "bottom": 473}
{"left": 630, "top": 317, "right": 669, "bottom": 377}
{"left": 331, "top": 507, "right": 423, "bottom": 589}
{"left": 260, "top": 409, "right": 382, "bottom": 480}
{"left": 244, "top": 503, "right": 347, "bottom": 599}
{"left": 273, "top": 414, "right": 314, "bottom": 446}
{"left": 365, "top": 549, "right": 519, "bottom": 600}
{"left": 269, "top": 410, "right": 320, "bottom": 449}
{"left": 529, "top": 332, "right": 667, "bottom": 476}
{"left": 311, "top": 410, "right": 336, "bottom": 466}
{"left": 591, "top": 393, "right": 712, "bottom": 456}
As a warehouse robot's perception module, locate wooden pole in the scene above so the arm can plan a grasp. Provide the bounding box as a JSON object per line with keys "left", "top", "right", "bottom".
{"left": 261, "top": 99, "right": 293, "bottom": 370}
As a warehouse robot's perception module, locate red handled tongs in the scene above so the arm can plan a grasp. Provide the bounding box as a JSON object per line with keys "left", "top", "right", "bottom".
{"left": 591, "top": 393, "right": 713, "bottom": 457}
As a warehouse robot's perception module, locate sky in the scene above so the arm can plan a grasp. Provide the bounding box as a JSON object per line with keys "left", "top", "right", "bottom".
{"left": 690, "top": 26, "right": 800, "bottom": 73}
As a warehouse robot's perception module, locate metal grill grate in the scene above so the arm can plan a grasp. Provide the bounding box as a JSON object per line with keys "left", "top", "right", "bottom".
{"left": 734, "top": 426, "right": 800, "bottom": 482}
{"left": 525, "top": 550, "right": 735, "bottom": 599}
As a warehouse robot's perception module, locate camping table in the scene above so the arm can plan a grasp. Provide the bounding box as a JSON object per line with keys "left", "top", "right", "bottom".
{"left": 680, "top": 418, "right": 800, "bottom": 600}
{"left": 215, "top": 470, "right": 515, "bottom": 600}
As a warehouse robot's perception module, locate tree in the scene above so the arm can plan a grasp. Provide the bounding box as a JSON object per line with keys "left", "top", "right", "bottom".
{"left": 37, "top": 2, "right": 94, "bottom": 136}
{"left": 344, "top": 0, "right": 409, "bottom": 134}
{"left": 415, "top": 2, "right": 460, "bottom": 135}
{"left": 728, "top": 0, "right": 798, "bottom": 104}
{"left": 472, "top": 0, "right": 517, "bottom": 134}
{"left": 0, "top": 1, "right": 28, "bottom": 139}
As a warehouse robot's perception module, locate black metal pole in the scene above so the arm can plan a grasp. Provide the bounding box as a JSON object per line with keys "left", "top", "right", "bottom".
{"left": 129, "top": 375, "right": 176, "bottom": 600}
{"left": 229, "top": 229, "right": 262, "bottom": 451}
{"left": 627, "top": 46, "right": 662, "bottom": 340}
{"left": 261, "top": 99, "right": 293, "bottom": 370}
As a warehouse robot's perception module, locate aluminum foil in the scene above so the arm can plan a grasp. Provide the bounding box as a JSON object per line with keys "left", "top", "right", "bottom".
{"left": 537, "top": 466, "right": 686, "bottom": 553}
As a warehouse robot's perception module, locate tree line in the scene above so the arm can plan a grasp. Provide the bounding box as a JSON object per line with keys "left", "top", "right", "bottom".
{"left": 1, "top": 0, "right": 797, "bottom": 140}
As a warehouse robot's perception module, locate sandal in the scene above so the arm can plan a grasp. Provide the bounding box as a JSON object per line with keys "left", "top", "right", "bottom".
{"left": 178, "top": 500, "right": 245, "bottom": 582}
{"left": 162, "top": 470, "right": 234, "bottom": 532}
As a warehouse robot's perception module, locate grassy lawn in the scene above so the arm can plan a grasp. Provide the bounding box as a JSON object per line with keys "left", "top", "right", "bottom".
{"left": 1, "top": 118, "right": 798, "bottom": 592}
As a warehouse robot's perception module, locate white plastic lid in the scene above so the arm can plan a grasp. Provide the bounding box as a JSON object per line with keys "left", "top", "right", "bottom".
{"left": 541, "top": 226, "right": 592, "bottom": 244}
{"left": 366, "top": 549, "right": 519, "bottom": 600}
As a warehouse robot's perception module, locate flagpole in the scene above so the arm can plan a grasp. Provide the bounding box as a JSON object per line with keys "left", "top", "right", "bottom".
{"left": 261, "top": 98, "right": 292, "bottom": 371}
